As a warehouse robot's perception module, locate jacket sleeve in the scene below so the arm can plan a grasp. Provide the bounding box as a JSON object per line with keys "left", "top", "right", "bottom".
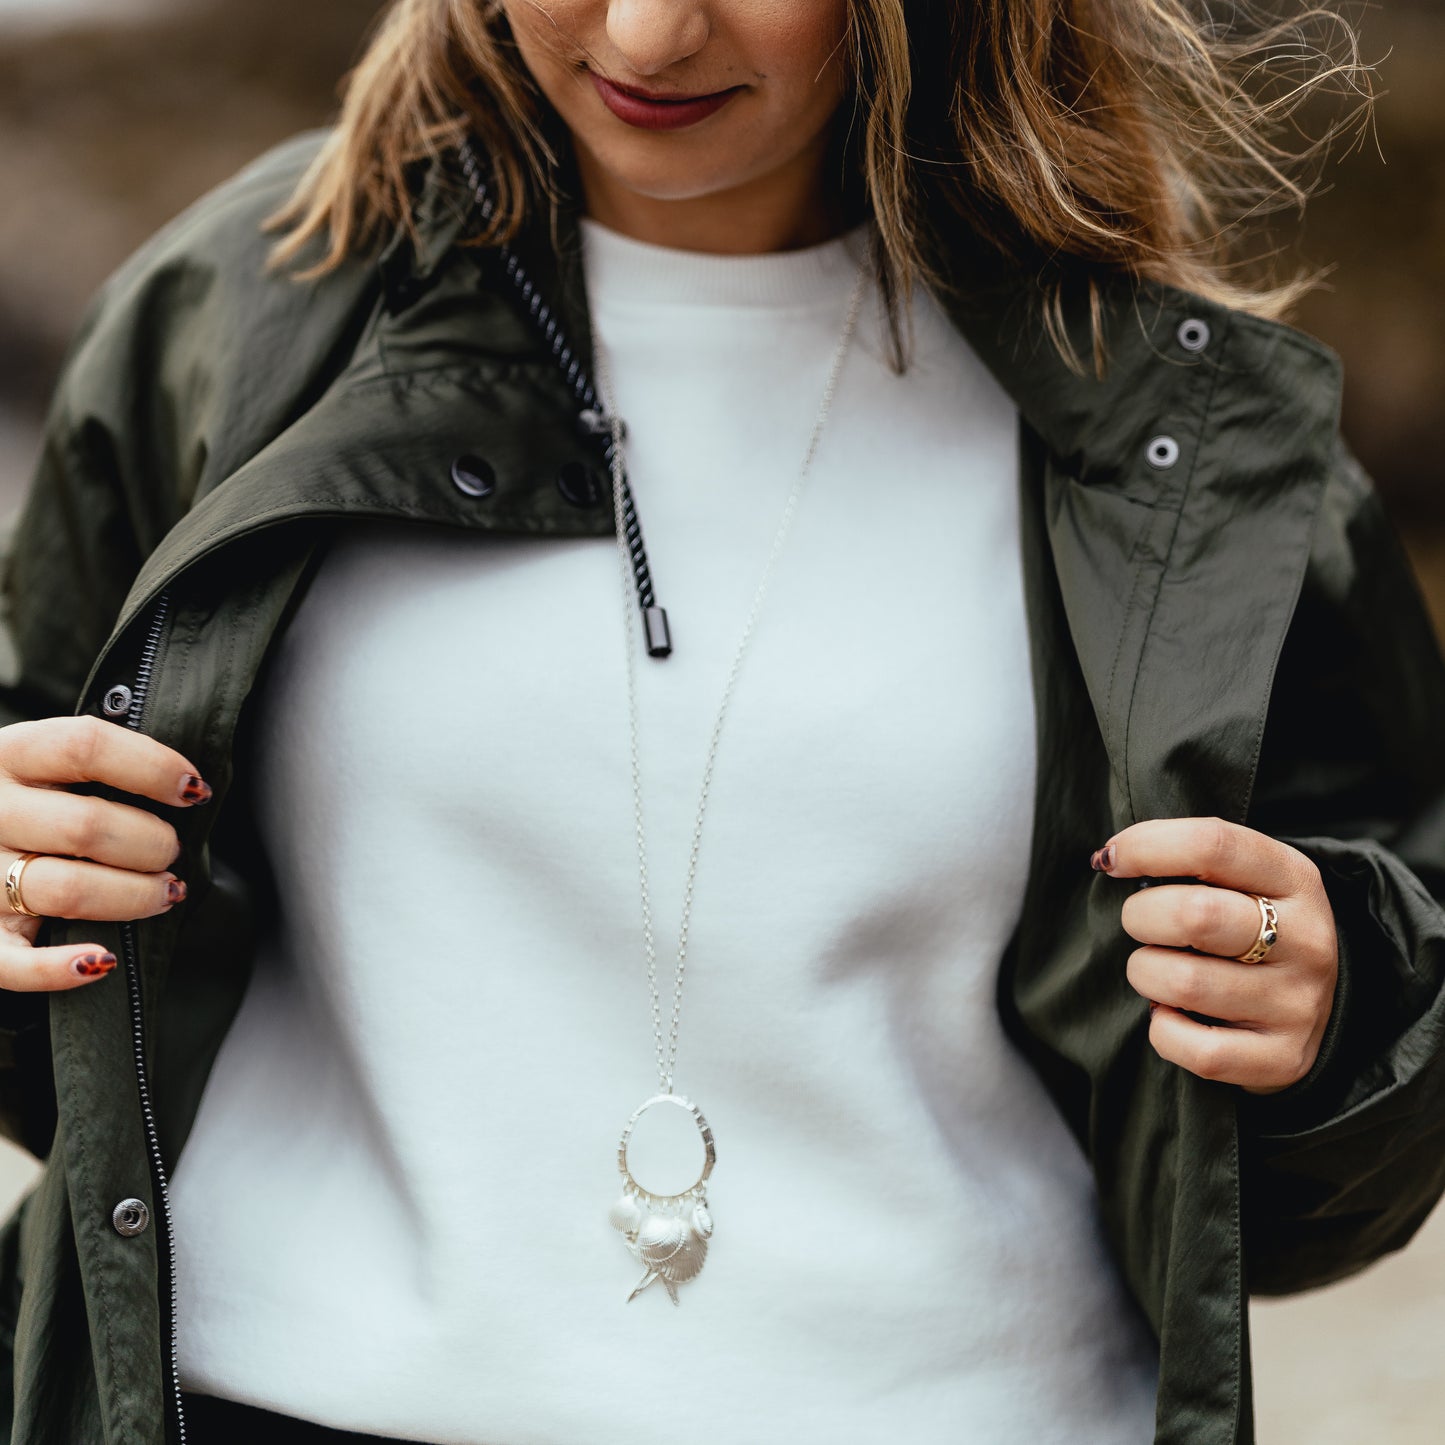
{"left": 0, "top": 129, "right": 372, "bottom": 1157}
{"left": 0, "top": 283, "right": 173, "bottom": 1155}
{"left": 0, "top": 308, "right": 164, "bottom": 727}
{"left": 1237, "top": 435, "right": 1445, "bottom": 1295}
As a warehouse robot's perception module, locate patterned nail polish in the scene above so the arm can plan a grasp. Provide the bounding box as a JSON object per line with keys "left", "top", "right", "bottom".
{"left": 179, "top": 774, "right": 212, "bottom": 806}
{"left": 1090, "top": 843, "right": 1117, "bottom": 872}
{"left": 165, "top": 878, "right": 187, "bottom": 905}
{"left": 73, "top": 953, "right": 117, "bottom": 979}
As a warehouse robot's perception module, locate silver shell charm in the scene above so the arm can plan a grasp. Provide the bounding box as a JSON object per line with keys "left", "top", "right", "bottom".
{"left": 637, "top": 1213, "right": 688, "bottom": 1265}
{"left": 614, "top": 1094, "right": 717, "bottom": 1305}
{"left": 626, "top": 1212, "right": 709, "bottom": 1304}
{"left": 661, "top": 1225, "right": 707, "bottom": 1283}
{"left": 608, "top": 1195, "right": 642, "bottom": 1239}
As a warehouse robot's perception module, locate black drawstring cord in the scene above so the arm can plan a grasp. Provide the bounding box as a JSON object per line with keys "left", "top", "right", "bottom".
{"left": 455, "top": 140, "right": 672, "bottom": 659}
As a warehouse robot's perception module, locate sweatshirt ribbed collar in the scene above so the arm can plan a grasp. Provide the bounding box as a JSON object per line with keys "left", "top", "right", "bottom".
{"left": 576, "top": 214, "right": 872, "bottom": 310}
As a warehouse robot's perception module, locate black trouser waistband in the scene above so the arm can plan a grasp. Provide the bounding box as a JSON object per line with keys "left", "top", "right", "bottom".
{"left": 180, "top": 1392, "right": 423, "bottom": 1444}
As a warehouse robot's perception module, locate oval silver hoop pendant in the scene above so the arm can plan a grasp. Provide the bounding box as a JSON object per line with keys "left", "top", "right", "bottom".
{"left": 609, "top": 1094, "right": 717, "bottom": 1305}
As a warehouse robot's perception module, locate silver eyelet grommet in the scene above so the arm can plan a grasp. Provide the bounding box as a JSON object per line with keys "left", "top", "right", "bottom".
{"left": 1146, "top": 435, "right": 1181, "bottom": 470}
{"left": 449, "top": 455, "right": 496, "bottom": 499}
{"left": 101, "top": 685, "right": 133, "bottom": 718}
{"left": 1177, "top": 318, "right": 1211, "bottom": 353}
{"left": 111, "top": 1198, "right": 150, "bottom": 1237}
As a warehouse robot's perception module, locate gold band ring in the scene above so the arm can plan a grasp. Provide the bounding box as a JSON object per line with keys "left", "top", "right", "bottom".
{"left": 5, "top": 853, "right": 41, "bottom": 919}
{"left": 1235, "top": 893, "right": 1279, "bottom": 963}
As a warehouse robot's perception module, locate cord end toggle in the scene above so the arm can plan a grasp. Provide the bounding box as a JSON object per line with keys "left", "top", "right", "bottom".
{"left": 644, "top": 606, "right": 672, "bottom": 658}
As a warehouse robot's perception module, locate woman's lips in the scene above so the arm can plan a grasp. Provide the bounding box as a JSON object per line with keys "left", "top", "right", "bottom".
{"left": 589, "top": 73, "right": 742, "bottom": 131}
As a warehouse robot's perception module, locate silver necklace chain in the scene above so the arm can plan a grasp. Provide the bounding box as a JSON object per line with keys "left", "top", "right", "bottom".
{"left": 592, "top": 257, "right": 869, "bottom": 1095}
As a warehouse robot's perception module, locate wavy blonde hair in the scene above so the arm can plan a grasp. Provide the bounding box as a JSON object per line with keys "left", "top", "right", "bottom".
{"left": 263, "top": 0, "right": 1369, "bottom": 371}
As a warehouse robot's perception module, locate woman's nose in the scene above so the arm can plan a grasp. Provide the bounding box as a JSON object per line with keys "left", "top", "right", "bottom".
{"left": 605, "top": 0, "right": 710, "bottom": 76}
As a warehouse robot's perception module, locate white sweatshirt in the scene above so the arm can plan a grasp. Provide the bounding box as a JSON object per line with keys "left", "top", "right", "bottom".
{"left": 170, "top": 216, "right": 1160, "bottom": 1443}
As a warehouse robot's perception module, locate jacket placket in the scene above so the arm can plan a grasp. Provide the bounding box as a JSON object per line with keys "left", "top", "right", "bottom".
{"left": 998, "top": 298, "right": 1342, "bottom": 1442}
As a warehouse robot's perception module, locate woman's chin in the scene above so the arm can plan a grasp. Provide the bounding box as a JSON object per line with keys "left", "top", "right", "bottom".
{"left": 576, "top": 145, "right": 760, "bottom": 209}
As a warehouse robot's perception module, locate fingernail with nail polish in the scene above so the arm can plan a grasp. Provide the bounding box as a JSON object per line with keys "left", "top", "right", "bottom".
{"left": 165, "top": 878, "right": 187, "bottom": 905}
{"left": 1090, "top": 843, "right": 1116, "bottom": 872}
{"left": 73, "top": 952, "right": 117, "bottom": 979}
{"left": 179, "top": 775, "right": 212, "bottom": 806}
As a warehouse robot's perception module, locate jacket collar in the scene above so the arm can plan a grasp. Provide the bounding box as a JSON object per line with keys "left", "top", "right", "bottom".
{"left": 377, "top": 148, "right": 480, "bottom": 299}
{"left": 397, "top": 141, "right": 1344, "bottom": 494}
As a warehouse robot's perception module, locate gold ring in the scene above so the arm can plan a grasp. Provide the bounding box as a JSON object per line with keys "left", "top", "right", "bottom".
{"left": 1235, "top": 893, "right": 1279, "bottom": 963}
{"left": 5, "top": 853, "right": 41, "bottom": 919}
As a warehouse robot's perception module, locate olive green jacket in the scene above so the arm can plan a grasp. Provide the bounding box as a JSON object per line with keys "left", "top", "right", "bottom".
{"left": 0, "top": 128, "right": 1443, "bottom": 1445}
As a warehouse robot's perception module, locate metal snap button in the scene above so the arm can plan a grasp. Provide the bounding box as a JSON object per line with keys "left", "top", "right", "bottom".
{"left": 1146, "top": 435, "right": 1181, "bottom": 470}
{"left": 450, "top": 455, "right": 496, "bottom": 499}
{"left": 1177, "top": 318, "right": 1211, "bottom": 353}
{"left": 111, "top": 1198, "right": 150, "bottom": 1237}
{"left": 556, "top": 460, "right": 605, "bottom": 508}
{"left": 101, "top": 685, "right": 133, "bottom": 718}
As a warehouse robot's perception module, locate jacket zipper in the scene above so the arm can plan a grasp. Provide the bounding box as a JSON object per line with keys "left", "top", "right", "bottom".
{"left": 118, "top": 590, "right": 188, "bottom": 1444}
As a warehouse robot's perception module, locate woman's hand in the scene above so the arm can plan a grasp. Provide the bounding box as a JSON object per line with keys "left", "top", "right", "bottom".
{"left": 0, "top": 716, "right": 212, "bottom": 992}
{"left": 1091, "top": 816, "right": 1340, "bottom": 1096}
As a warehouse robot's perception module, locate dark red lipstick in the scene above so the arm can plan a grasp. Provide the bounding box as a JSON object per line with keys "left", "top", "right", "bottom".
{"left": 589, "top": 73, "right": 742, "bottom": 131}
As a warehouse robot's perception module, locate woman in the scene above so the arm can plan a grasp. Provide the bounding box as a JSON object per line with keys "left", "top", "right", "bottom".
{"left": 0, "top": 0, "right": 1442, "bottom": 1441}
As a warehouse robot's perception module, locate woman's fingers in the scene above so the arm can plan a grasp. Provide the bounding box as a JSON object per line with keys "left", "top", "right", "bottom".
{"left": 1, "top": 852, "right": 183, "bottom": 924}
{"left": 0, "top": 847, "right": 183, "bottom": 994}
{"left": 1119, "top": 880, "right": 1337, "bottom": 1031}
{"left": 1091, "top": 814, "right": 1318, "bottom": 901}
{"left": 0, "top": 716, "right": 211, "bottom": 809}
{"left": 0, "top": 717, "right": 205, "bottom": 996}
{"left": 0, "top": 915, "right": 121, "bottom": 993}
{"left": 1098, "top": 821, "right": 1341, "bottom": 1094}
{"left": 1146, "top": 1004, "right": 1314, "bottom": 1095}
{"left": 1120, "top": 881, "right": 1302, "bottom": 964}
{"left": 1124, "top": 945, "right": 1315, "bottom": 1031}
{"left": 0, "top": 783, "right": 181, "bottom": 874}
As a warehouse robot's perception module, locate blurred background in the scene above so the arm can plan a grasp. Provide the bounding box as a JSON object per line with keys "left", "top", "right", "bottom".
{"left": 0, "top": 1, "right": 1441, "bottom": 1439}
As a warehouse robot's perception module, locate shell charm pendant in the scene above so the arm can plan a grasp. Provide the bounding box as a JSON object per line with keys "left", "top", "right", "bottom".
{"left": 610, "top": 1093, "right": 716, "bottom": 1305}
